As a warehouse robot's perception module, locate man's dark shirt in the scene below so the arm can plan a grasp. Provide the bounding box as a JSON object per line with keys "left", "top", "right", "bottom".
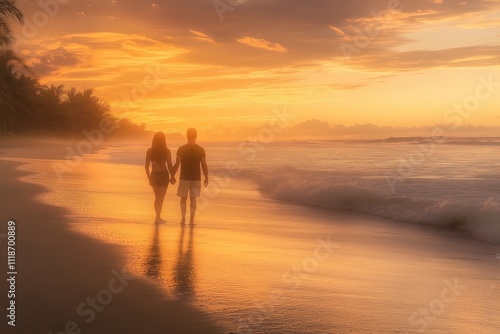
{"left": 177, "top": 144, "right": 206, "bottom": 181}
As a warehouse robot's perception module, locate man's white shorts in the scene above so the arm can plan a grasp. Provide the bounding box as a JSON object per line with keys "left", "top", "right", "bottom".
{"left": 177, "top": 179, "right": 202, "bottom": 198}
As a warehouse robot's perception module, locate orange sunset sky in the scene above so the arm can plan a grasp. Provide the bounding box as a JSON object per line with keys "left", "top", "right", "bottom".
{"left": 10, "top": 0, "right": 500, "bottom": 137}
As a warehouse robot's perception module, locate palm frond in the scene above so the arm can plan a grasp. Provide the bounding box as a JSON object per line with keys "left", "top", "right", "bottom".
{"left": 0, "top": 0, "right": 24, "bottom": 48}
{"left": 0, "top": 1, "right": 24, "bottom": 23}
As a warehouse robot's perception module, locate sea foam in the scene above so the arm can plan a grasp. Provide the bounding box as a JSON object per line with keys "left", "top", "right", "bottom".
{"left": 254, "top": 166, "right": 500, "bottom": 244}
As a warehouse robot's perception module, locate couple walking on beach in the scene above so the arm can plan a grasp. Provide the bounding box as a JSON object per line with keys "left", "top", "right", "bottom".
{"left": 145, "top": 128, "right": 209, "bottom": 225}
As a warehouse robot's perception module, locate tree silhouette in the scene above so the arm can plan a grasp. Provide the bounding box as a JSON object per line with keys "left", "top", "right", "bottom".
{"left": 0, "top": 0, "right": 23, "bottom": 48}
{"left": 62, "top": 87, "right": 111, "bottom": 132}
{"left": 0, "top": 1, "right": 147, "bottom": 137}
{"left": 0, "top": 49, "right": 28, "bottom": 133}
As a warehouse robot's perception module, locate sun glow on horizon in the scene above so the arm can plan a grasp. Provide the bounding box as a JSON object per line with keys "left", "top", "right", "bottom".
{"left": 10, "top": 0, "right": 500, "bottom": 137}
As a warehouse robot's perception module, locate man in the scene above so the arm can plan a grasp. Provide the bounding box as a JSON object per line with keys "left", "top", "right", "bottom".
{"left": 172, "top": 128, "right": 209, "bottom": 225}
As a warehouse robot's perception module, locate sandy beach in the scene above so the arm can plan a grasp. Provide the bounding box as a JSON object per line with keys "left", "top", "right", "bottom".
{"left": 0, "top": 138, "right": 224, "bottom": 334}
{"left": 1, "top": 138, "right": 499, "bottom": 333}
{"left": 2, "top": 0, "right": 500, "bottom": 332}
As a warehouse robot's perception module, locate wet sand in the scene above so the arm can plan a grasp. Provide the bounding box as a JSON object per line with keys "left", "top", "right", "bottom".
{"left": 1, "top": 138, "right": 500, "bottom": 333}
{"left": 0, "top": 138, "right": 224, "bottom": 334}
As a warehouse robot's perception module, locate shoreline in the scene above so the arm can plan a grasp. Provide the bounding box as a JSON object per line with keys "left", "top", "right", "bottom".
{"left": 2, "top": 138, "right": 500, "bottom": 333}
{"left": 0, "top": 139, "right": 225, "bottom": 334}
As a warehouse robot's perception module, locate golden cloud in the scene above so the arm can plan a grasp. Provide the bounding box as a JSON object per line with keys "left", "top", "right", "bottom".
{"left": 189, "top": 29, "right": 215, "bottom": 43}
{"left": 235, "top": 36, "right": 288, "bottom": 53}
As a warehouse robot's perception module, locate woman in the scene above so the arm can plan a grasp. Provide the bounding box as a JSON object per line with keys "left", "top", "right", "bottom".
{"left": 145, "top": 132, "right": 175, "bottom": 223}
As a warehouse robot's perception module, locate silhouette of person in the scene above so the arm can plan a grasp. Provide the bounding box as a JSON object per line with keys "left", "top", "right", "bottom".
{"left": 172, "top": 128, "right": 209, "bottom": 225}
{"left": 145, "top": 132, "right": 175, "bottom": 224}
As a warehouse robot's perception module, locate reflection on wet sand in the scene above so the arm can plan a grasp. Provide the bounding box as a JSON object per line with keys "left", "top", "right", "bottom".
{"left": 173, "top": 225, "right": 196, "bottom": 299}
{"left": 144, "top": 224, "right": 196, "bottom": 299}
{"left": 145, "top": 224, "right": 162, "bottom": 279}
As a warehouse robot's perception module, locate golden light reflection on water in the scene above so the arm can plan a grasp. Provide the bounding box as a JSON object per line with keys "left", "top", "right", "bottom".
{"left": 13, "top": 153, "right": 500, "bottom": 334}
{"left": 37, "top": 159, "right": 153, "bottom": 222}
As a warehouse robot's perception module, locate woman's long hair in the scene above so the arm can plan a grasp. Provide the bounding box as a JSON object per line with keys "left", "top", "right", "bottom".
{"left": 150, "top": 132, "right": 168, "bottom": 163}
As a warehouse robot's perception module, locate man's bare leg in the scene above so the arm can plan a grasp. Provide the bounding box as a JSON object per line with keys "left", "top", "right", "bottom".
{"left": 180, "top": 197, "right": 187, "bottom": 225}
{"left": 190, "top": 196, "right": 197, "bottom": 225}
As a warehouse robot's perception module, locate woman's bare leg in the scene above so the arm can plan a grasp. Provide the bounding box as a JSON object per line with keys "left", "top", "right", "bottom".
{"left": 153, "top": 186, "right": 167, "bottom": 221}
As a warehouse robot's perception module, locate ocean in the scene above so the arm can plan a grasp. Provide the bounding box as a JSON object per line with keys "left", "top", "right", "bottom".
{"left": 19, "top": 136, "right": 500, "bottom": 333}
{"left": 101, "top": 137, "right": 500, "bottom": 244}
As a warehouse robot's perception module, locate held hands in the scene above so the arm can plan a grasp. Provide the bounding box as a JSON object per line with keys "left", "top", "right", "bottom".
{"left": 170, "top": 177, "right": 177, "bottom": 185}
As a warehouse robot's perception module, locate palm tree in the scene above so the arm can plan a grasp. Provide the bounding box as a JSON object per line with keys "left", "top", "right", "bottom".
{"left": 0, "top": 49, "right": 26, "bottom": 133}
{"left": 0, "top": 0, "right": 23, "bottom": 49}
{"left": 0, "top": 1, "right": 25, "bottom": 134}
{"left": 39, "top": 84, "right": 73, "bottom": 133}
{"left": 63, "top": 88, "right": 111, "bottom": 131}
{"left": 10, "top": 74, "right": 42, "bottom": 131}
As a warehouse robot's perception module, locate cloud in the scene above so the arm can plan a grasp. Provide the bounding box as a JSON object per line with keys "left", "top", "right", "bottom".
{"left": 15, "top": 0, "right": 500, "bottom": 70}
{"left": 236, "top": 36, "right": 288, "bottom": 53}
{"left": 346, "top": 44, "right": 500, "bottom": 71}
{"left": 30, "top": 47, "right": 86, "bottom": 76}
{"left": 189, "top": 29, "right": 215, "bottom": 43}
{"left": 204, "top": 119, "right": 500, "bottom": 140}
{"left": 23, "top": 33, "right": 185, "bottom": 94}
{"left": 329, "top": 25, "right": 350, "bottom": 40}
{"left": 11, "top": 0, "right": 500, "bottom": 131}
